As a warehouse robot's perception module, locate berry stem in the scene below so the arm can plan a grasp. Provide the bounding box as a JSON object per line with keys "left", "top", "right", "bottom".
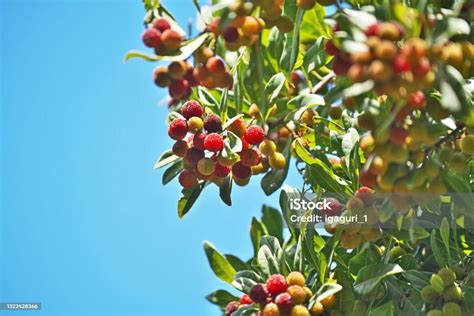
{"left": 312, "top": 71, "right": 335, "bottom": 94}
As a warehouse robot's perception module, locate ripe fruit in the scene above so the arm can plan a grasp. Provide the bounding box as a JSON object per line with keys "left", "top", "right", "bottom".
{"left": 206, "top": 57, "right": 226, "bottom": 73}
{"left": 310, "top": 301, "right": 324, "bottom": 315}
{"left": 184, "top": 148, "right": 205, "bottom": 168}
{"left": 232, "top": 162, "right": 252, "bottom": 179}
{"left": 355, "top": 186, "right": 375, "bottom": 206}
{"left": 290, "top": 305, "right": 310, "bottom": 316}
{"left": 204, "top": 133, "right": 224, "bottom": 152}
{"left": 214, "top": 163, "right": 231, "bottom": 178}
{"left": 392, "top": 55, "right": 410, "bottom": 73}
{"left": 341, "top": 231, "right": 362, "bottom": 249}
{"left": 287, "top": 285, "right": 306, "bottom": 304}
{"left": 389, "top": 246, "right": 406, "bottom": 261}
{"left": 142, "top": 28, "right": 162, "bottom": 48}
{"left": 268, "top": 152, "right": 286, "bottom": 170}
{"left": 153, "top": 18, "right": 171, "bottom": 32}
{"left": 266, "top": 274, "right": 288, "bottom": 295}
{"left": 245, "top": 125, "right": 265, "bottom": 145}
{"left": 329, "top": 105, "right": 343, "bottom": 120}
{"left": 240, "top": 294, "right": 253, "bottom": 305}
{"left": 442, "top": 302, "right": 462, "bottom": 316}
{"left": 197, "top": 158, "right": 215, "bottom": 176}
{"left": 460, "top": 134, "right": 474, "bottom": 155}
{"left": 320, "top": 294, "right": 336, "bottom": 309}
{"left": 444, "top": 285, "right": 462, "bottom": 302}
{"left": 161, "top": 29, "right": 183, "bottom": 51}
{"left": 263, "top": 302, "right": 280, "bottom": 316}
{"left": 204, "top": 114, "right": 223, "bottom": 133}
{"left": 178, "top": 170, "right": 198, "bottom": 188}
{"left": 275, "top": 15, "right": 294, "bottom": 33}
{"left": 297, "top": 0, "right": 317, "bottom": 10}
{"left": 223, "top": 26, "right": 240, "bottom": 42}
{"left": 168, "top": 61, "right": 188, "bottom": 79}
{"left": 192, "top": 133, "right": 206, "bottom": 151}
{"left": 321, "top": 198, "right": 342, "bottom": 216}
{"left": 249, "top": 284, "right": 269, "bottom": 304}
{"left": 346, "top": 197, "right": 364, "bottom": 213}
{"left": 169, "top": 78, "right": 191, "bottom": 100}
{"left": 438, "top": 268, "right": 456, "bottom": 287}
{"left": 172, "top": 140, "right": 188, "bottom": 157}
{"left": 225, "top": 301, "right": 240, "bottom": 316}
{"left": 421, "top": 285, "right": 439, "bottom": 304}
{"left": 409, "top": 91, "right": 426, "bottom": 109}
{"left": 227, "top": 119, "right": 247, "bottom": 137}
{"left": 240, "top": 149, "right": 261, "bottom": 167}
{"left": 259, "top": 140, "right": 277, "bottom": 156}
{"left": 274, "top": 292, "right": 293, "bottom": 311}
{"left": 390, "top": 127, "right": 409, "bottom": 145}
{"left": 286, "top": 271, "right": 305, "bottom": 287}
{"left": 168, "top": 118, "right": 188, "bottom": 140}
{"left": 187, "top": 117, "right": 204, "bottom": 133}
{"left": 153, "top": 66, "right": 172, "bottom": 87}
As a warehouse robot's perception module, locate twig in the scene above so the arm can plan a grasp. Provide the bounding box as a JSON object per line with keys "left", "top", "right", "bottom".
{"left": 424, "top": 123, "right": 465, "bottom": 155}
{"left": 312, "top": 71, "right": 335, "bottom": 94}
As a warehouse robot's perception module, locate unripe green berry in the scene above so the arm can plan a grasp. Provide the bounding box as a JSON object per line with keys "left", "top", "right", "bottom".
{"left": 197, "top": 158, "right": 215, "bottom": 176}
{"left": 438, "top": 268, "right": 456, "bottom": 287}
{"left": 421, "top": 285, "right": 440, "bottom": 304}
{"left": 430, "top": 274, "right": 446, "bottom": 293}
{"left": 426, "top": 310, "right": 443, "bottom": 316}
{"left": 389, "top": 246, "right": 406, "bottom": 261}
{"left": 259, "top": 139, "right": 277, "bottom": 156}
{"left": 460, "top": 135, "right": 474, "bottom": 155}
{"left": 444, "top": 285, "right": 462, "bottom": 302}
{"left": 442, "top": 302, "right": 462, "bottom": 316}
{"left": 187, "top": 117, "right": 204, "bottom": 134}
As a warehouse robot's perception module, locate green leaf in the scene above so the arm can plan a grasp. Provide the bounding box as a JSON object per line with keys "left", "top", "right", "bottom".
{"left": 369, "top": 301, "right": 394, "bottom": 316}
{"left": 223, "top": 114, "right": 244, "bottom": 131}
{"left": 440, "top": 217, "right": 450, "bottom": 263}
{"left": 205, "top": 290, "right": 239, "bottom": 309}
{"left": 259, "top": 235, "right": 283, "bottom": 262}
{"left": 261, "top": 140, "right": 291, "bottom": 195}
{"left": 232, "top": 270, "right": 263, "bottom": 293}
{"left": 438, "top": 65, "right": 472, "bottom": 116}
{"left": 203, "top": 241, "right": 237, "bottom": 284}
{"left": 341, "top": 128, "right": 359, "bottom": 157}
{"left": 261, "top": 205, "right": 284, "bottom": 243}
{"left": 257, "top": 245, "right": 280, "bottom": 277}
{"left": 219, "top": 88, "right": 229, "bottom": 123}
{"left": 462, "top": 285, "right": 474, "bottom": 314}
{"left": 403, "top": 270, "right": 430, "bottom": 290}
{"left": 279, "top": 186, "right": 300, "bottom": 238}
{"left": 154, "top": 150, "right": 179, "bottom": 169}
{"left": 266, "top": 73, "right": 287, "bottom": 106}
{"left": 288, "top": 93, "right": 325, "bottom": 110}
{"left": 334, "top": 268, "right": 355, "bottom": 315}
{"left": 219, "top": 176, "right": 232, "bottom": 206}
{"left": 125, "top": 33, "right": 209, "bottom": 62}
{"left": 162, "top": 160, "right": 183, "bottom": 185}
{"left": 250, "top": 217, "right": 267, "bottom": 257}
{"left": 303, "top": 37, "right": 327, "bottom": 73}
{"left": 430, "top": 230, "right": 447, "bottom": 267}
{"left": 354, "top": 264, "right": 403, "bottom": 295}
{"left": 177, "top": 183, "right": 204, "bottom": 218}
{"left": 225, "top": 254, "right": 250, "bottom": 272}
{"left": 314, "top": 283, "right": 343, "bottom": 303}
{"left": 231, "top": 304, "right": 259, "bottom": 316}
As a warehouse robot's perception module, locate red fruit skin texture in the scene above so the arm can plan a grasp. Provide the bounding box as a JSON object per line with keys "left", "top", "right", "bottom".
{"left": 365, "top": 23, "right": 380, "bottom": 36}
{"left": 249, "top": 284, "right": 269, "bottom": 304}
{"left": 332, "top": 55, "right": 351, "bottom": 76}
{"left": 185, "top": 68, "right": 199, "bottom": 87}
{"left": 266, "top": 274, "right": 288, "bottom": 295}
{"left": 325, "top": 40, "right": 339, "bottom": 56}
{"left": 181, "top": 100, "right": 204, "bottom": 119}
{"left": 359, "top": 170, "right": 376, "bottom": 187}
{"left": 214, "top": 163, "right": 231, "bottom": 178}
{"left": 204, "top": 133, "right": 224, "bottom": 152}
{"left": 409, "top": 91, "right": 426, "bottom": 109}
{"left": 392, "top": 55, "right": 410, "bottom": 73}
{"left": 321, "top": 197, "right": 342, "bottom": 216}
{"left": 204, "top": 114, "right": 223, "bottom": 133}
{"left": 240, "top": 294, "right": 254, "bottom": 305}
{"left": 193, "top": 133, "right": 207, "bottom": 151}
{"left": 142, "top": 28, "right": 162, "bottom": 48}
{"left": 225, "top": 301, "right": 240, "bottom": 316}
{"left": 355, "top": 186, "right": 375, "bottom": 206}
{"left": 232, "top": 162, "right": 252, "bottom": 179}
{"left": 223, "top": 27, "right": 240, "bottom": 42}
{"left": 240, "top": 149, "right": 261, "bottom": 167}
{"left": 169, "top": 79, "right": 191, "bottom": 100}
{"left": 206, "top": 57, "right": 226, "bottom": 73}
{"left": 390, "top": 127, "right": 409, "bottom": 145}
{"left": 245, "top": 125, "right": 265, "bottom": 145}
{"left": 274, "top": 292, "right": 293, "bottom": 312}
{"left": 178, "top": 170, "right": 197, "bottom": 188}
{"left": 168, "top": 118, "right": 188, "bottom": 140}
{"left": 153, "top": 18, "right": 171, "bottom": 32}
{"left": 184, "top": 148, "right": 205, "bottom": 168}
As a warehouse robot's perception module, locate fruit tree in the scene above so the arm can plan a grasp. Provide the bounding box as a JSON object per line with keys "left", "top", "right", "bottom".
{"left": 128, "top": 0, "right": 474, "bottom": 315}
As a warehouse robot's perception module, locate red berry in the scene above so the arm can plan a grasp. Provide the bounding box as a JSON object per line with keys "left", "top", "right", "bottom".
{"left": 232, "top": 162, "right": 251, "bottom": 179}
{"left": 291, "top": 71, "right": 302, "bottom": 86}
{"left": 332, "top": 55, "right": 351, "bottom": 75}
{"left": 408, "top": 91, "right": 426, "bottom": 109}
{"left": 325, "top": 40, "right": 339, "bottom": 56}
{"left": 214, "top": 163, "right": 231, "bottom": 178}
{"left": 169, "top": 79, "right": 191, "bottom": 100}
{"left": 172, "top": 140, "right": 188, "bottom": 157}
{"left": 239, "top": 294, "right": 253, "bottom": 305}
{"left": 240, "top": 136, "right": 250, "bottom": 150}
{"left": 206, "top": 57, "right": 226, "bottom": 73}
{"left": 184, "top": 147, "right": 205, "bottom": 168}
{"left": 184, "top": 68, "right": 199, "bottom": 87}
{"left": 355, "top": 186, "right": 375, "bottom": 206}
{"left": 392, "top": 55, "right": 410, "bottom": 73}
{"left": 321, "top": 197, "right": 342, "bottom": 216}
{"left": 412, "top": 58, "right": 431, "bottom": 77}
{"left": 239, "top": 149, "right": 261, "bottom": 167}
{"left": 274, "top": 292, "right": 293, "bottom": 312}
{"left": 168, "top": 118, "right": 188, "bottom": 140}
{"left": 223, "top": 26, "right": 240, "bottom": 43}
{"left": 365, "top": 23, "right": 380, "bottom": 36}
{"left": 153, "top": 18, "right": 171, "bottom": 33}
{"left": 204, "top": 114, "right": 223, "bottom": 133}
{"left": 204, "top": 133, "right": 224, "bottom": 152}
{"left": 390, "top": 127, "right": 409, "bottom": 145}
{"left": 193, "top": 133, "right": 207, "bottom": 151}
{"left": 359, "top": 170, "right": 376, "bottom": 188}
{"left": 142, "top": 28, "right": 162, "bottom": 48}
{"left": 249, "top": 284, "right": 268, "bottom": 304}
{"left": 181, "top": 101, "right": 204, "bottom": 119}
{"left": 266, "top": 274, "right": 287, "bottom": 295}
{"left": 225, "top": 301, "right": 240, "bottom": 316}
{"left": 178, "top": 170, "right": 198, "bottom": 188}
{"left": 244, "top": 125, "right": 265, "bottom": 145}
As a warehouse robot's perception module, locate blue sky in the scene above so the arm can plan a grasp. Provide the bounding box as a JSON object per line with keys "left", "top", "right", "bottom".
{"left": 0, "top": 1, "right": 301, "bottom": 315}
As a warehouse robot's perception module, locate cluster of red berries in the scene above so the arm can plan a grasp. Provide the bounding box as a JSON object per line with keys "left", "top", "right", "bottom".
{"left": 192, "top": 47, "right": 233, "bottom": 89}
{"left": 226, "top": 272, "right": 337, "bottom": 316}
{"left": 142, "top": 18, "right": 184, "bottom": 55}
{"left": 168, "top": 101, "right": 286, "bottom": 189}
{"left": 153, "top": 61, "right": 197, "bottom": 100}
{"left": 208, "top": 15, "right": 265, "bottom": 50}
{"left": 254, "top": 0, "right": 295, "bottom": 33}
